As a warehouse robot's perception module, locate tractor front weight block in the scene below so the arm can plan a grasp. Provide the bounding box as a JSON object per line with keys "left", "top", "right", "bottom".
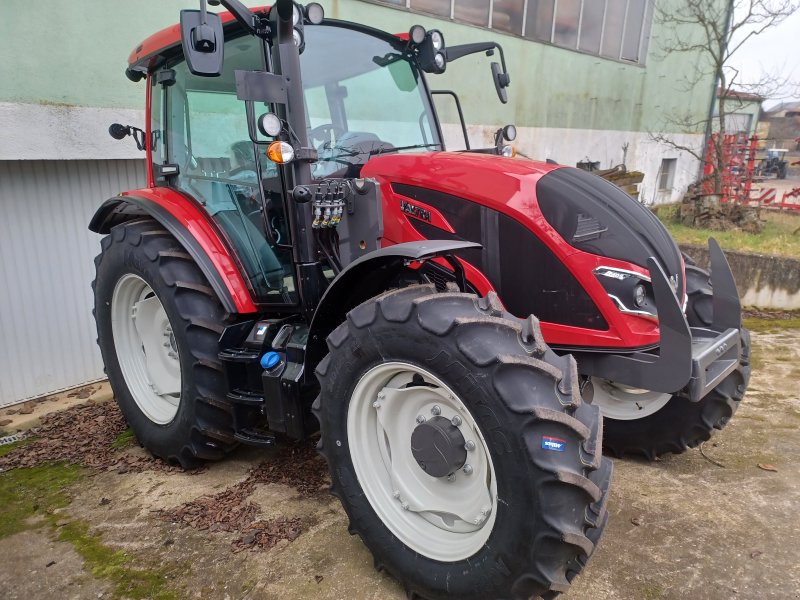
{"left": 575, "top": 238, "right": 744, "bottom": 402}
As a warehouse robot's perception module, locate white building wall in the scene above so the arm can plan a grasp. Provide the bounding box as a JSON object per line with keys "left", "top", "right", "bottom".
{"left": 0, "top": 159, "right": 146, "bottom": 406}
{"left": 0, "top": 102, "right": 146, "bottom": 160}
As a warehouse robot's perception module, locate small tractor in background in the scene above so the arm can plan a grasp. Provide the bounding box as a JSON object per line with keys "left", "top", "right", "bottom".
{"left": 756, "top": 148, "right": 789, "bottom": 179}
{"left": 91, "top": 1, "right": 751, "bottom": 598}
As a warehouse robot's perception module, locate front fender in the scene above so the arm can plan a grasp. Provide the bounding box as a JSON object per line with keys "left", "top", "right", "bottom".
{"left": 89, "top": 188, "right": 257, "bottom": 314}
{"left": 304, "top": 240, "right": 481, "bottom": 377}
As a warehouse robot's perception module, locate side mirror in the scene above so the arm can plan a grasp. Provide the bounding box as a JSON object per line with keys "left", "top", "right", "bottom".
{"left": 491, "top": 62, "right": 510, "bottom": 104}
{"left": 108, "top": 123, "right": 146, "bottom": 151}
{"left": 180, "top": 2, "right": 224, "bottom": 77}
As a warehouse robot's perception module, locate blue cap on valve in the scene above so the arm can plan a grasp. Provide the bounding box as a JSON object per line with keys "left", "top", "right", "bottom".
{"left": 260, "top": 351, "right": 281, "bottom": 369}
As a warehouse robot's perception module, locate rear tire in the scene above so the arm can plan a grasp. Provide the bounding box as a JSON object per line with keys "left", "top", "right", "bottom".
{"left": 93, "top": 219, "right": 237, "bottom": 468}
{"left": 314, "top": 285, "right": 611, "bottom": 599}
{"left": 596, "top": 264, "right": 751, "bottom": 459}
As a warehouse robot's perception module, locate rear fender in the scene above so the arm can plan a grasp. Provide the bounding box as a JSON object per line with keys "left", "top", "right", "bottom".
{"left": 304, "top": 240, "right": 481, "bottom": 378}
{"left": 89, "top": 189, "right": 257, "bottom": 314}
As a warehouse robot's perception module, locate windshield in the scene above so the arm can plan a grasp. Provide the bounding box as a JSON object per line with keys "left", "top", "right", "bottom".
{"left": 300, "top": 24, "right": 442, "bottom": 179}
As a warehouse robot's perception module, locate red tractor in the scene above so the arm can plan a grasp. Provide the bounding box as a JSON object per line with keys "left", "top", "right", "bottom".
{"left": 91, "top": 1, "right": 750, "bottom": 598}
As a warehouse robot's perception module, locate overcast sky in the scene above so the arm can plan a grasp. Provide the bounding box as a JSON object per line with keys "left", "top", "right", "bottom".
{"left": 728, "top": 7, "right": 800, "bottom": 109}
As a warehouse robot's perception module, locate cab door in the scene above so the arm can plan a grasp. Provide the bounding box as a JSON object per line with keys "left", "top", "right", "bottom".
{"left": 152, "top": 34, "right": 297, "bottom": 306}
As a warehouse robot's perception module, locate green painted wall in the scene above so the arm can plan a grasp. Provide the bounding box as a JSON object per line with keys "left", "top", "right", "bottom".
{"left": 0, "top": 0, "right": 721, "bottom": 134}
{"left": 319, "top": 0, "right": 721, "bottom": 134}
{"left": 0, "top": 0, "right": 265, "bottom": 109}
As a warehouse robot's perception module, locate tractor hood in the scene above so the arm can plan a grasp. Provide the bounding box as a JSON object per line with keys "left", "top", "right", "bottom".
{"left": 362, "top": 151, "right": 685, "bottom": 303}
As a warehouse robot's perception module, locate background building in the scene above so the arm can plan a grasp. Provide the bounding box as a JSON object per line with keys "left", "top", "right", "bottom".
{"left": 715, "top": 88, "right": 764, "bottom": 136}
{"left": 761, "top": 101, "right": 800, "bottom": 149}
{"left": 0, "top": 0, "right": 725, "bottom": 406}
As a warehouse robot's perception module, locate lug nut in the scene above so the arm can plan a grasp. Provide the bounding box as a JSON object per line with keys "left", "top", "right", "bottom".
{"left": 431, "top": 405, "right": 441, "bottom": 416}
{"left": 465, "top": 440, "right": 476, "bottom": 451}
{"left": 401, "top": 502, "right": 409, "bottom": 510}
{"left": 372, "top": 401, "right": 381, "bottom": 409}
{"left": 393, "top": 490, "right": 401, "bottom": 499}
{"left": 377, "top": 391, "right": 386, "bottom": 400}
{"left": 480, "top": 506, "right": 491, "bottom": 516}
{"left": 446, "top": 473, "right": 456, "bottom": 482}
{"left": 463, "top": 464, "right": 473, "bottom": 476}
{"left": 416, "top": 415, "right": 426, "bottom": 424}
{"left": 451, "top": 415, "right": 462, "bottom": 427}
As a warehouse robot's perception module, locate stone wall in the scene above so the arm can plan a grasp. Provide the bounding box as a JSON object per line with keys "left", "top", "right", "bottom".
{"left": 681, "top": 244, "right": 800, "bottom": 309}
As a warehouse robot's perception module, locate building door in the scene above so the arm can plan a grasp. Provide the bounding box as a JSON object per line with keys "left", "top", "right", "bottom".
{"left": 0, "top": 159, "right": 146, "bottom": 406}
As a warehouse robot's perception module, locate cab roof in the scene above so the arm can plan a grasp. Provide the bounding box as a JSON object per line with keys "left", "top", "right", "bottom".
{"left": 127, "top": 6, "right": 269, "bottom": 74}
{"left": 127, "top": 5, "right": 409, "bottom": 77}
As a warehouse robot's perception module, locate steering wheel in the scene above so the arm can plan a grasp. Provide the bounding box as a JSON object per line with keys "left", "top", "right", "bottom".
{"left": 309, "top": 123, "right": 346, "bottom": 147}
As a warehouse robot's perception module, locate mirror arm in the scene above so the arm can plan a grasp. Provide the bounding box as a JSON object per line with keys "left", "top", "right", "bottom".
{"left": 213, "top": 0, "right": 258, "bottom": 33}
{"left": 445, "top": 42, "right": 508, "bottom": 73}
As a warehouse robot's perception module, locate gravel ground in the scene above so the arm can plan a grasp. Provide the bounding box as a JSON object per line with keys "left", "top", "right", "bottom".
{"left": 0, "top": 328, "right": 798, "bottom": 600}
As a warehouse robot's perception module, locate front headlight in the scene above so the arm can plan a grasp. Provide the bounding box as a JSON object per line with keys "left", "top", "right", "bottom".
{"left": 594, "top": 267, "right": 657, "bottom": 321}
{"left": 633, "top": 283, "right": 646, "bottom": 307}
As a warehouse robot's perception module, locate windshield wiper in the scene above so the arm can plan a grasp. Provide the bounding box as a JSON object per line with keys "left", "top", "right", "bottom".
{"left": 370, "top": 143, "right": 442, "bottom": 155}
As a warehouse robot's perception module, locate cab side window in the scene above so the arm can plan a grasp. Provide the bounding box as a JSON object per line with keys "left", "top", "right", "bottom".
{"left": 161, "top": 35, "right": 296, "bottom": 304}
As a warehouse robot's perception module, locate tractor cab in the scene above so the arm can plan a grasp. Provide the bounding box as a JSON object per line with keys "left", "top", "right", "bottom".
{"left": 120, "top": 1, "right": 512, "bottom": 310}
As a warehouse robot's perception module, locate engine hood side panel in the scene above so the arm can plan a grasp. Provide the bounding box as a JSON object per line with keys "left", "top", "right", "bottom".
{"left": 363, "top": 152, "right": 667, "bottom": 349}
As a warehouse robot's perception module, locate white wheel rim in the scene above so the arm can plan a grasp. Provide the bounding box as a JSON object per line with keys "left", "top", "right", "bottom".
{"left": 111, "top": 274, "right": 181, "bottom": 424}
{"left": 347, "top": 362, "right": 498, "bottom": 562}
{"left": 589, "top": 377, "right": 671, "bottom": 420}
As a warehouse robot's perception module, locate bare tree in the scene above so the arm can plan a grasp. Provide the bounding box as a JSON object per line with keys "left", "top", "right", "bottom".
{"left": 650, "top": 0, "right": 798, "bottom": 195}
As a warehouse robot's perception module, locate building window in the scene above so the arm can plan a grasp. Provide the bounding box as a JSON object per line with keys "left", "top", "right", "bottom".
{"left": 410, "top": 0, "right": 450, "bottom": 18}
{"left": 658, "top": 158, "right": 677, "bottom": 191}
{"left": 725, "top": 113, "right": 753, "bottom": 134}
{"left": 364, "top": 0, "right": 654, "bottom": 64}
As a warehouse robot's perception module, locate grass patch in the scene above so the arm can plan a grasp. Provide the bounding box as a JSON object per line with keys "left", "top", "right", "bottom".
{"left": 59, "top": 521, "right": 178, "bottom": 600}
{"left": 0, "top": 437, "right": 35, "bottom": 458}
{"left": 111, "top": 428, "right": 136, "bottom": 449}
{"left": 652, "top": 204, "right": 800, "bottom": 258}
{"left": 1, "top": 463, "right": 179, "bottom": 599}
{"left": 640, "top": 583, "right": 664, "bottom": 600}
{"left": 749, "top": 345, "right": 765, "bottom": 371}
{"left": 743, "top": 317, "right": 800, "bottom": 333}
{"left": 0, "top": 462, "right": 83, "bottom": 539}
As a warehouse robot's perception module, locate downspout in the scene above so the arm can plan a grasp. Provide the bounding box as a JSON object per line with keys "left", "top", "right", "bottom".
{"left": 698, "top": 0, "right": 735, "bottom": 180}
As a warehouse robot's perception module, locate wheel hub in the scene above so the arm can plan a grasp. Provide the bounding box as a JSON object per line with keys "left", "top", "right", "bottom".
{"left": 347, "top": 362, "right": 498, "bottom": 561}
{"left": 588, "top": 377, "right": 672, "bottom": 420}
{"left": 111, "top": 274, "right": 181, "bottom": 424}
{"left": 410, "top": 416, "right": 467, "bottom": 478}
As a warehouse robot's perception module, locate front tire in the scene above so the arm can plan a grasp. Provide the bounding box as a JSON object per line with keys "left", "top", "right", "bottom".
{"left": 594, "top": 264, "right": 751, "bottom": 459}
{"left": 314, "top": 285, "right": 611, "bottom": 599}
{"left": 93, "top": 219, "right": 237, "bottom": 467}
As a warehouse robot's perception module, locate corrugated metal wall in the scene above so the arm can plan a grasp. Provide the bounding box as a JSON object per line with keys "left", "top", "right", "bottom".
{"left": 0, "top": 160, "right": 146, "bottom": 406}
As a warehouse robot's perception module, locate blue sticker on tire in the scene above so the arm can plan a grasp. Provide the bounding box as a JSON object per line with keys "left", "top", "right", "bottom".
{"left": 541, "top": 436, "right": 566, "bottom": 452}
